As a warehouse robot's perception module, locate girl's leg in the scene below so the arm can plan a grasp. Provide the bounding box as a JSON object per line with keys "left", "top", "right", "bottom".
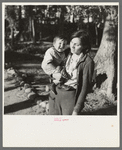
{"left": 61, "top": 94, "right": 76, "bottom": 115}
{"left": 61, "top": 90, "right": 76, "bottom": 115}
{"left": 56, "top": 87, "right": 76, "bottom": 115}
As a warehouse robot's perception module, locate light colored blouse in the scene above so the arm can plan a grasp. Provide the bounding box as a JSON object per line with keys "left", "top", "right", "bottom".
{"left": 64, "top": 53, "right": 83, "bottom": 88}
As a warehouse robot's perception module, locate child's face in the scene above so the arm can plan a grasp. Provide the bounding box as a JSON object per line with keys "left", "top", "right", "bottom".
{"left": 53, "top": 38, "right": 67, "bottom": 52}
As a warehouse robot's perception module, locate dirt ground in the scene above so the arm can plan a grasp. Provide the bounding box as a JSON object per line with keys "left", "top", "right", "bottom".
{"left": 4, "top": 63, "right": 50, "bottom": 115}
{"left": 4, "top": 44, "right": 117, "bottom": 115}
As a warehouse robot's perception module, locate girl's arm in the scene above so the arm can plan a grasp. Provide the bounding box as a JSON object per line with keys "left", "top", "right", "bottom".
{"left": 72, "top": 60, "right": 94, "bottom": 115}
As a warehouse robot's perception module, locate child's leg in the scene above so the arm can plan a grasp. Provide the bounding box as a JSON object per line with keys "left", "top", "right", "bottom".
{"left": 49, "top": 72, "right": 62, "bottom": 95}
{"left": 50, "top": 83, "right": 57, "bottom": 95}
{"left": 49, "top": 91, "right": 60, "bottom": 115}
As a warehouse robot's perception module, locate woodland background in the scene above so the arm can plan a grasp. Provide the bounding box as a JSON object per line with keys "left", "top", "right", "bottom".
{"left": 4, "top": 5, "right": 118, "bottom": 115}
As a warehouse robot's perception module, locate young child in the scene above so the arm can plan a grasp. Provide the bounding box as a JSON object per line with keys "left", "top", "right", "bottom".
{"left": 41, "top": 35, "right": 70, "bottom": 94}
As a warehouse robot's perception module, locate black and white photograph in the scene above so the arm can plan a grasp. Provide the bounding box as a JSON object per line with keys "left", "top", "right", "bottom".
{"left": 3, "top": 2, "right": 120, "bottom": 147}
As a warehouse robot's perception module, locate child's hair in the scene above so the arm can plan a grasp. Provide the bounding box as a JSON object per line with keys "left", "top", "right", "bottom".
{"left": 71, "top": 30, "right": 91, "bottom": 54}
{"left": 53, "top": 35, "right": 67, "bottom": 44}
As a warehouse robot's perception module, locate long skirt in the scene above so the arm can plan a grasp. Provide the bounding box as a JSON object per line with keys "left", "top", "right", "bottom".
{"left": 49, "top": 85, "right": 76, "bottom": 115}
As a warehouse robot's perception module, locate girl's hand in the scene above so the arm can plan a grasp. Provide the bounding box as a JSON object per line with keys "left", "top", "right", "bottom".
{"left": 72, "top": 111, "right": 78, "bottom": 115}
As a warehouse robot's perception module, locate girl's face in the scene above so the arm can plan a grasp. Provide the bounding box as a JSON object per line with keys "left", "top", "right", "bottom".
{"left": 70, "top": 37, "right": 83, "bottom": 55}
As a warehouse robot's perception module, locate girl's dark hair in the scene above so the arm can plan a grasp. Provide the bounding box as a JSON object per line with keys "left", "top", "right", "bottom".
{"left": 71, "top": 30, "right": 91, "bottom": 54}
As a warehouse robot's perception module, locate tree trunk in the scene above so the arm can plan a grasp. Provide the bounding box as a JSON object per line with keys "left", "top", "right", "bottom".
{"left": 18, "top": 6, "right": 22, "bottom": 38}
{"left": 11, "top": 26, "right": 14, "bottom": 48}
{"left": 94, "top": 12, "right": 117, "bottom": 101}
{"left": 16, "top": 6, "right": 22, "bottom": 41}
{"left": 95, "top": 23, "right": 99, "bottom": 46}
{"left": 59, "top": 6, "right": 65, "bottom": 34}
{"left": 78, "top": 17, "right": 83, "bottom": 30}
{"left": 32, "top": 18, "right": 36, "bottom": 44}
{"left": 28, "top": 6, "right": 33, "bottom": 42}
{"left": 29, "top": 16, "right": 32, "bottom": 41}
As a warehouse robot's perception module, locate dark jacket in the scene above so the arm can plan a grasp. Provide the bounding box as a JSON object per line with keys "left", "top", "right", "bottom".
{"left": 74, "top": 53, "right": 94, "bottom": 113}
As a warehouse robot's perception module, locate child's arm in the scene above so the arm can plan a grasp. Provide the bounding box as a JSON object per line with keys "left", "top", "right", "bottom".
{"left": 42, "top": 48, "right": 61, "bottom": 75}
{"left": 50, "top": 66, "right": 62, "bottom": 81}
{"left": 52, "top": 72, "right": 62, "bottom": 81}
{"left": 61, "top": 67, "right": 71, "bottom": 80}
{"left": 54, "top": 66, "right": 62, "bottom": 73}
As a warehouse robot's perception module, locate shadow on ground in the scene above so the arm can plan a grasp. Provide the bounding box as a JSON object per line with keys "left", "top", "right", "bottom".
{"left": 4, "top": 95, "right": 48, "bottom": 114}
{"left": 80, "top": 105, "right": 117, "bottom": 115}
{"left": 4, "top": 85, "right": 20, "bottom": 92}
{"left": 5, "top": 51, "right": 42, "bottom": 65}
